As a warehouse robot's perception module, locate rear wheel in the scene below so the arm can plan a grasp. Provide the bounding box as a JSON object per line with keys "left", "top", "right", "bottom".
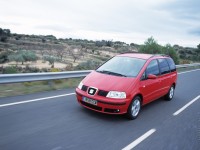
{"left": 165, "top": 85, "right": 175, "bottom": 101}
{"left": 126, "top": 96, "right": 141, "bottom": 120}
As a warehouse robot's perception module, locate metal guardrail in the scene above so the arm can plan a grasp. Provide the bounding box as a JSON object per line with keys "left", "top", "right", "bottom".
{"left": 0, "top": 63, "right": 200, "bottom": 84}
{"left": 0, "top": 70, "right": 92, "bottom": 84}
{"left": 176, "top": 63, "right": 200, "bottom": 68}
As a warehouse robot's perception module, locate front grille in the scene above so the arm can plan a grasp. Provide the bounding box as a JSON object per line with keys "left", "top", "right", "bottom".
{"left": 98, "top": 90, "right": 108, "bottom": 97}
{"left": 81, "top": 85, "right": 88, "bottom": 92}
{"left": 81, "top": 101, "right": 102, "bottom": 111}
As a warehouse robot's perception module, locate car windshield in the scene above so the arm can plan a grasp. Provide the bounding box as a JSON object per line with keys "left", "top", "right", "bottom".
{"left": 96, "top": 56, "right": 146, "bottom": 77}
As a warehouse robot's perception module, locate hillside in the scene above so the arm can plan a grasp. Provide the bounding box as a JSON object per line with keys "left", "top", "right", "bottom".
{"left": 0, "top": 28, "right": 199, "bottom": 73}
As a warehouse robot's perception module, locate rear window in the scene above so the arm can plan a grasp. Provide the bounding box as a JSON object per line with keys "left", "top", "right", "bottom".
{"left": 166, "top": 58, "right": 176, "bottom": 72}
{"left": 158, "top": 59, "right": 170, "bottom": 75}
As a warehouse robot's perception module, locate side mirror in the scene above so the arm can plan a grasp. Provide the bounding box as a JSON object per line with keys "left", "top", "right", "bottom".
{"left": 147, "top": 74, "right": 157, "bottom": 79}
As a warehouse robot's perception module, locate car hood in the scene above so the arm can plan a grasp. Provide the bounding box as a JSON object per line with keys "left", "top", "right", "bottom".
{"left": 82, "top": 71, "right": 136, "bottom": 92}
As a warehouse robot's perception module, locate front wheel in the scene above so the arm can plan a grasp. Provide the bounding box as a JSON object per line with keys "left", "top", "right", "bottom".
{"left": 165, "top": 85, "right": 175, "bottom": 101}
{"left": 126, "top": 96, "right": 141, "bottom": 120}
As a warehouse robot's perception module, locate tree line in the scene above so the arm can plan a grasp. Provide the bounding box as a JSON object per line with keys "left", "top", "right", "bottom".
{"left": 139, "top": 37, "right": 179, "bottom": 64}
{"left": 0, "top": 28, "right": 11, "bottom": 42}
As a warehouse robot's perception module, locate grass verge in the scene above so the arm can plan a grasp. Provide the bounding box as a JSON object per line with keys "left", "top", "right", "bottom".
{"left": 0, "top": 78, "right": 83, "bottom": 98}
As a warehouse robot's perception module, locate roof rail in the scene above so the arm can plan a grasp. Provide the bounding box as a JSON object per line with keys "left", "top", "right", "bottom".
{"left": 119, "top": 51, "right": 139, "bottom": 54}
{"left": 149, "top": 54, "right": 170, "bottom": 58}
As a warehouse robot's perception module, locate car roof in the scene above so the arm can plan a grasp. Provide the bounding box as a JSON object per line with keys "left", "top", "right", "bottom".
{"left": 117, "top": 53, "right": 153, "bottom": 59}
{"left": 117, "top": 53, "right": 169, "bottom": 60}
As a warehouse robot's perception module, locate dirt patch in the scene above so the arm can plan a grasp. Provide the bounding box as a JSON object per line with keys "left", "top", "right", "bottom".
{"left": 1, "top": 60, "right": 67, "bottom": 69}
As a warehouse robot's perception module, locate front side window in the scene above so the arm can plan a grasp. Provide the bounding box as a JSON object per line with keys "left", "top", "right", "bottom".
{"left": 96, "top": 56, "right": 146, "bottom": 77}
{"left": 158, "top": 59, "right": 170, "bottom": 75}
{"left": 146, "top": 60, "right": 160, "bottom": 76}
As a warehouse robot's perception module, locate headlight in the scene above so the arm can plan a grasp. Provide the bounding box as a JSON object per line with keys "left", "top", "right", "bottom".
{"left": 78, "top": 81, "right": 83, "bottom": 89}
{"left": 106, "top": 91, "right": 126, "bottom": 99}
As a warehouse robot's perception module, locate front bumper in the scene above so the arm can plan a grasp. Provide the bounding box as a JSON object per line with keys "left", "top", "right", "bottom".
{"left": 75, "top": 88, "right": 130, "bottom": 114}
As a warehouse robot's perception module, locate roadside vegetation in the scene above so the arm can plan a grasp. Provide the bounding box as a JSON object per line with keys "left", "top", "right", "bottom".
{"left": 1, "top": 28, "right": 200, "bottom": 74}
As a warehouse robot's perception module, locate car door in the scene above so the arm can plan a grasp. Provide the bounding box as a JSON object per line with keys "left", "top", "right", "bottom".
{"left": 158, "top": 58, "right": 171, "bottom": 95}
{"left": 140, "top": 59, "right": 162, "bottom": 104}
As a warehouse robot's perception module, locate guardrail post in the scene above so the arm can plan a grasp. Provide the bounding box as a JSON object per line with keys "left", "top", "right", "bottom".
{"left": 48, "top": 80, "right": 54, "bottom": 88}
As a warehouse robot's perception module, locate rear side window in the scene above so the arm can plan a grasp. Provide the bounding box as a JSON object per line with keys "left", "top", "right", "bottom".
{"left": 158, "top": 59, "right": 170, "bottom": 75}
{"left": 166, "top": 58, "right": 176, "bottom": 72}
{"left": 146, "top": 60, "right": 160, "bottom": 76}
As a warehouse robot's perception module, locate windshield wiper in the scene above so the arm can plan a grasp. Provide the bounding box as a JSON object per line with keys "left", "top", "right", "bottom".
{"left": 96, "top": 70, "right": 127, "bottom": 77}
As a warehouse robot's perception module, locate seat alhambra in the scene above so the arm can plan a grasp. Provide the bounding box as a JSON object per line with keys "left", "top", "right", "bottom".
{"left": 76, "top": 53, "right": 177, "bottom": 119}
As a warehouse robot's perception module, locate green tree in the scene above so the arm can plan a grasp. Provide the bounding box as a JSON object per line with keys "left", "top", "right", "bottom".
{"left": 0, "top": 28, "right": 11, "bottom": 42}
{"left": 43, "top": 55, "right": 60, "bottom": 68}
{"left": 8, "top": 50, "right": 37, "bottom": 65}
{"left": 162, "top": 44, "right": 179, "bottom": 64}
{"left": 197, "top": 44, "right": 200, "bottom": 50}
{"left": 0, "top": 50, "right": 13, "bottom": 63}
{"left": 197, "top": 44, "right": 200, "bottom": 53}
{"left": 8, "top": 53, "right": 24, "bottom": 64}
{"left": 139, "top": 37, "right": 162, "bottom": 54}
{"left": 139, "top": 37, "right": 179, "bottom": 64}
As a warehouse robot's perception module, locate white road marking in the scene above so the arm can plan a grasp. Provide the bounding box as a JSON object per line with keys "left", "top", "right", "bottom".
{"left": 173, "top": 95, "right": 200, "bottom": 116}
{"left": 0, "top": 93, "right": 75, "bottom": 108}
{"left": 5, "top": 90, "right": 13, "bottom": 92}
{"left": 178, "top": 68, "right": 200, "bottom": 75}
{"left": 122, "top": 129, "right": 156, "bottom": 150}
{"left": 51, "top": 146, "right": 63, "bottom": 150}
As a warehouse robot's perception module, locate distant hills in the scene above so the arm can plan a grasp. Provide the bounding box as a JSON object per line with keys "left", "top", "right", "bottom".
{"left": 0, "top": 27, "right": 199, "bottom": 73}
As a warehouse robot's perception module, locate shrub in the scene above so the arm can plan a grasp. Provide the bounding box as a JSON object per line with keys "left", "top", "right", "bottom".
{"left": 23, "top": 82, "right": 32, "bottom": 86}
{"left": 180, "top": 59, "right": 191, "bottom": 64}
{"left": 0, "top": 50, "right": 13, "bottom": 63}
{"left": 0, "top": 36, "right": 7, "bottom": 42}
{"left": 50, "top": 68, "right": 60, "bottom": 72}
{"left": 65, "top": 63, "right": 73, "bottom": 71}
{"left": 54, "top": 79, "right": 63, "bottom": 84}
{"left": 75, "top": 60, "right": 101, "bottom": 70}
{"left": 24, "top": 66, "right": 40, "bottom": 73}
{"left": 41, "top": 68, "right": 48, "bottom": 72}
{"left": 3, "top": 66, "right": 18, "bottom": 74}
{"left": 93, "top": 55, "right": 109, "bottom": 61}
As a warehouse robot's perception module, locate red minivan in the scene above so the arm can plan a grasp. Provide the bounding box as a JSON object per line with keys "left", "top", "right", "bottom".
{"left": 76, "top": 53, "right": 177, "bottom": 119}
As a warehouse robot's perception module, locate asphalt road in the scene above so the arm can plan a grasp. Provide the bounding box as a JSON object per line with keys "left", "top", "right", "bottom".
{"left": 0, "top": 70, "right": 200, "bottom": 150}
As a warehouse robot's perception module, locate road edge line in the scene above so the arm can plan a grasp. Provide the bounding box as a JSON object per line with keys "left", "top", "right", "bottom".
{"left": 0, "top": 93, "right": 75, "bottom": 108}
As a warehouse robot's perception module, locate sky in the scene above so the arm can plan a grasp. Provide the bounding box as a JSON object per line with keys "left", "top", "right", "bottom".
{"left": 0, "top": 0, "right": 199, "bottom": 47}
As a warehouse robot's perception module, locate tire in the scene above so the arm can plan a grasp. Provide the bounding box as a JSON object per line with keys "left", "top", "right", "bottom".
{"left": 126, "top": 96, "right": 141, "bottom": 120}
{"left": 165, "top": 85, "right": 175, "bottom": 101}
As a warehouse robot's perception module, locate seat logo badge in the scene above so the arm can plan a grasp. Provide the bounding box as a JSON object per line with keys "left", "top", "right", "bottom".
{"left": 89, "top": 89, "right": 94, "bottom": 94}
